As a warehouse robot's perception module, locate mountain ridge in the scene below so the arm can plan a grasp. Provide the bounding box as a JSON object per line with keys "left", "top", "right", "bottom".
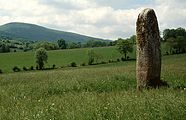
{"left": 0, "top": 22, "right": 108, "bottom": 42}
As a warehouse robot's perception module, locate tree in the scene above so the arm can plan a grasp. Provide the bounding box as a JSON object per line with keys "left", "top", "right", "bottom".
{"left": 87, "top": 49, "right": 95, "bottom": 65}
{"left": 175, "top": 27, "right": 186, "bottom": 37}
{"left": 116, "top": 39, "right": 133, "bottom": 60}
{"left": 175, "top": 36, "right": 186, "bottom": 53}
{"left": 67, "top": 42, "right": 78, "bottom": 49}
{"left": 163, "top": 27, "right": 186, "bottom": 54}
{"left": 85, "top": 40, "right": 108, "bottom": 47}
{"left": 34, "top": 42, "right": 58, "bottom": 50}
{"left": 35, "top": 48, "right": 48, "bottom": 70}
{"left": 163, "top": 27, "right": 186, "bottom": 41}
{"left": 57, "top": 39, "right": 66, "bottom": 49}
{"left": 0, "top": 44, "right": 10, "bottom": 53}
{"left": 163, "top": 29, "right": 170, "bottom": 41}
{"left": 165, "top": 37, "right": 176, "bottom": 54}
{"left": 129, "top": 35, "right": 136, "bottom": 44}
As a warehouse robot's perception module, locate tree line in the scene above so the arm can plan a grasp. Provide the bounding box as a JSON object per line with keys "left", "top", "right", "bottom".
{"left": 0, "top": 39, "right": 113, "bottom": 53}
{"left": 163, "top": 27, "right": 186, "bottom": 54}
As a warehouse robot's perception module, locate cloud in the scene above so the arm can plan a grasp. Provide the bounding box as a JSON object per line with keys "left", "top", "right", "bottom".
{"left": 0, "top": 0, "right": 185, "bottom": 40}
{"left": 38, "top": 0, "right": 97, "bottom": 10}
{"left": 90, "top": 0, "right": 155, "bottom": 9}
{"left": 154, "top": 0, "right": 186, "bottom": 31}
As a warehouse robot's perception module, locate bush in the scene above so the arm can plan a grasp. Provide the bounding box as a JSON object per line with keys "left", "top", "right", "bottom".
{"left": 166, "top": 51, "right": 169, "bottom": 55}
{"left": 0, "top": 44, "right": 10, "bottom": 53}
{"left": 81, "top": 63, "right": 86, "bottom": 66}
{"left": 36, "top": 65, "right": 39, "bottom": 70}
{"left": 30, "top": 66, "right": 34, "bottom": 70}
{"left": 0, "top": 69, "right": 2, "bottom": 74}
{"left": 52, "top": 64, "right": 56, "bottom": 69}
{"left": 23, "top": 66, "right": 28, "bottom": 71}
{"left": 117, "top": 58, "right": 120, "bottom": 62}
{"left": 109, "top": 59, "right": 113, "bottom": 63}
{"left": 101, "top": 61, "right": 107, "bottom": 64}
{"left": 13, "top": 66, "right": 21, "bottom": 72}
{"left": 121, "top": 57, "right": 125, "bottom": 61}
{"left": 70, "top": 62, "right": 77, "bottom": 67}
{"left": 23, "top": 49, "right": 27, "bottom": 52}
{"left": 61, "top": 66, "right": 65, "bottom": 68}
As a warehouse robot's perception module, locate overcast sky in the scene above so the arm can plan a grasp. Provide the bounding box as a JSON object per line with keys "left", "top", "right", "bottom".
{"left": 0, "top": 0, "right": 186, "bottom": 40}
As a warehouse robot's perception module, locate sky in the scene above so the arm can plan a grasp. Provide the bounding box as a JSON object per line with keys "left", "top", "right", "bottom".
{"left": 0, "top": 0, "right": 186, "bottom": 40}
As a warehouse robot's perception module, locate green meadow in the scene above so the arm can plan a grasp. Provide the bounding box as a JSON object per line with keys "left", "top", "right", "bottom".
{"left": 0, "top": 44, "right": 171, "bottom": 73}
{"left": 0, "top": 46, "right": 126, "bottom": 73}
{"left": 0, "top": 51, "right": 186, "bottom": 119}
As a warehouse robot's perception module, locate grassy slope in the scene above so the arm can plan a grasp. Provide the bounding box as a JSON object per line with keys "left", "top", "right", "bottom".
{"left": 0, "top": 54, "right": 186, "bottom": 119}
{"left": 0, "top": 46, "right": 129, "bottom": 73}
{"left": 0, "top": 43, "right": 170, "bottom": 73}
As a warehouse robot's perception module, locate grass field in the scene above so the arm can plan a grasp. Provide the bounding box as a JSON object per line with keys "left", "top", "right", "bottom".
{"left": 0, "top": 46, "right": 128, "bottom": 73}
{"left": 0, "top": 44, "right": 170, "bottom": 73}
{"left": 0, "top": 53, "right": 186, "bottom": 120}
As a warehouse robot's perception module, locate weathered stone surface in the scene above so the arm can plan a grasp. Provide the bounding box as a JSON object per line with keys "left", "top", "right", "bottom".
{"left": 136, "top": 8, "right": 161, "bottom": 89}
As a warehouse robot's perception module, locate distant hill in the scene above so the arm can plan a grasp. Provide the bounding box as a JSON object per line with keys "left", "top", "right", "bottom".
{"left": 0, "top": 22, "right": 107, "bottom": 42}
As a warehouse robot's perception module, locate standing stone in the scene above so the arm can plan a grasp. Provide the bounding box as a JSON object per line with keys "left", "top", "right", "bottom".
{"left": 136, "top": 8, "right": 161, "bottom": 90}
